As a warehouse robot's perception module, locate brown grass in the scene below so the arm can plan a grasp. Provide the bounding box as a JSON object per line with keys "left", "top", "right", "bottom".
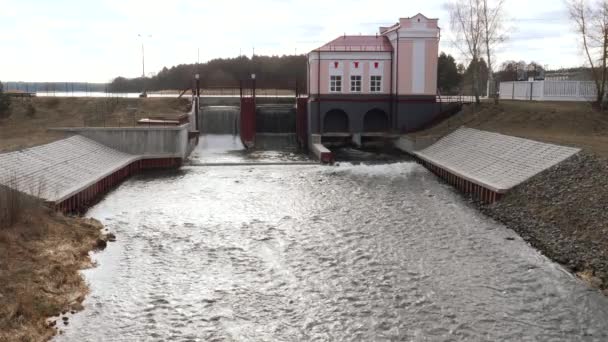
{"left": 0, "top": 97, "right": 190, "bottom": 153}
{"left": 0, "top": 175, "right": 46, "bottom": 229}
{"left": 0, "top": 203, "right": 105, "bottom": 342}
{"left": 411, "top": 100, "right": 608, "bottom": 156}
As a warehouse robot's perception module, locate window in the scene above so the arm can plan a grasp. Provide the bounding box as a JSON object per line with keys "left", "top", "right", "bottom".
{"left": 350, "top": 75, "right": 362, "bottom": 92}
{"left": 330, "top": 75, "right": 342, "bottom": 92}
{"left": 370, "top": 75, "right": 382, "bottom": 92}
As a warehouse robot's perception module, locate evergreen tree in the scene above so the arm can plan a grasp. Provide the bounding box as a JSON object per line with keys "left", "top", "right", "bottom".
{"left": 437, "top": 52, "right": 462, "bottom": 94}
{"left": 108, "top": 55, "right": 308, "bottom": 93}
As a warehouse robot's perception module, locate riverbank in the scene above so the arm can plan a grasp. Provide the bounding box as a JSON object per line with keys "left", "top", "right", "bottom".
{"left": 0, "top": 97, "right": 189, "bottom": 153}
{"left": 0, "top": 202, "right": 111, "bottom": 341}
{"left": 475, "top": 152, "right": 608, "bottom": 294}
{"left": 0, "top": 193, "right": 111, "bottom": 341}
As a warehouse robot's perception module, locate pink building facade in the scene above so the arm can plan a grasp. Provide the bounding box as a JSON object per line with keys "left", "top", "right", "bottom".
{"left": 307, "top": 14, "right": 440, "bottom": 136}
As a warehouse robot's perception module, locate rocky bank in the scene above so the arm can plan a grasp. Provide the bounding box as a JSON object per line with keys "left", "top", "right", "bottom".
{"left": 477, "top": 152, "right": 608, "bottom": 292}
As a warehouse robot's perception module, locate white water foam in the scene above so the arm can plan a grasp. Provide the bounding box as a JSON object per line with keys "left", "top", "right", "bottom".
{"left": 325, "top": 161, "right": 424, "bottom": 178}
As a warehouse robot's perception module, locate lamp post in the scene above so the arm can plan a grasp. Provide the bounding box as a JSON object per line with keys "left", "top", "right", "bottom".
{"left": 194, "top": 73, "right": 200, "bottom": 131}
{"left": 137, "top": 34, "right": 152, "bottom": 77}
{"left": 138, "top": 34, "right": 151, "bottom": 96}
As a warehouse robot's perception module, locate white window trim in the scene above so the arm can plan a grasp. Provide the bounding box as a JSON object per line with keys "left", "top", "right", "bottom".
{"left": 350, "top": 75, "right": 362, "bottom": 93}
{"left": 369, "top": 61, "right": 384, "bottom": 76}
{"left": 329, "top": 75, "right": 342, "bottom": 93}
{"left": 370, "top": 75, "right": 382, "bottom": 93}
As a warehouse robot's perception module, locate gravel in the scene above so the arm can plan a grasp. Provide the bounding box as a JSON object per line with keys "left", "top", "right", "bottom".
{"left": 477, "top": 152, "right": 608, "bottom": 290}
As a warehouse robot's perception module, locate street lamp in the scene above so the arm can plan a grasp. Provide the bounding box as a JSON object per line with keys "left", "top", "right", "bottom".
{"left": 137, "top": 34, "right": 152, "bottom": 77}
{"left": 194, "top": 73, "right": 200, "bottom": 131}
{"left": 138, "top": 34, "right": 151, "bottom": 97}
{"left": 195, "top": 73, "right": 200, "bottom": 97}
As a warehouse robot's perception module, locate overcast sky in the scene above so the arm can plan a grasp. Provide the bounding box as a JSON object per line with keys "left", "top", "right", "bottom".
{"left": 0, "top": 0, "right": 583, "bottom": 82}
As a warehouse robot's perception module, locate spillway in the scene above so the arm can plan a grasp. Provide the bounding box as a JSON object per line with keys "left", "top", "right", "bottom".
{"left": 199, "top": 106, "right": 240, "bottom": 135}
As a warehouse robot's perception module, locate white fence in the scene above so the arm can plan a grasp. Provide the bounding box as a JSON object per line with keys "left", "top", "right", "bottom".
{"left": 499, "top": 80, "right": 598, "bottom": 101}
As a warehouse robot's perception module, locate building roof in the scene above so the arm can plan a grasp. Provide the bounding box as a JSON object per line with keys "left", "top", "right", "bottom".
{"left": 313, "top": 35, "right": 393, "bottom": 52}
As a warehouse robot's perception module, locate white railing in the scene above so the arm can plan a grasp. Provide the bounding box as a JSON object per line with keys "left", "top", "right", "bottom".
{"left": 499, "top": 80, "right": 599, "bottom": 101}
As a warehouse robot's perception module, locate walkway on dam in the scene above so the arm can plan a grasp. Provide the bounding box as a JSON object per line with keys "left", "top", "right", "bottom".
{"left": 413, "top": 127, "right": 581, "bottom": 193}
{"left": 0, "top": 136, "right": 138, "bottom": 203}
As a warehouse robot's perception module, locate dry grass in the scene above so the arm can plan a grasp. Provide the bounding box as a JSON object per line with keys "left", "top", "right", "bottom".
{"left": 0, "top": 175, "right": 46, "bottom": 229}
{"left": 0, "top": 186, "right": 35, "bottom": 230}
{"left": 0, "top": 178, "right": 106, "bottom": 341}
{"left": 0, "top": 97, "right": 190, "bottom": 153}
{"left": 0, "top": 204, "right": 105, "bottom": 342}
{"left": 411, "top": 100, "right": 608, "bottom": 156}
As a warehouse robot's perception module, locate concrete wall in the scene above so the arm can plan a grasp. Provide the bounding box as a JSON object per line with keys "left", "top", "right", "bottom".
{"left": 307, "top": 95, "right": 440, "bottom": 134}
{"left": 199, "top": 96, "right": 295, "bottom": 106}
{"left": 53, "top": 125, "right": 190, "bottom": 159}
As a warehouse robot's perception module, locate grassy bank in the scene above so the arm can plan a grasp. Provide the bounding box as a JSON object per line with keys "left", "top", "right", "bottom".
{"left": 413, "top": 100, "right": 608, "bottom": 156}
{"left": 0, "top": 186, "right": 109, "bottom": 341}
{"left": 0, "top": 97, "right": 190, "bottom": 153}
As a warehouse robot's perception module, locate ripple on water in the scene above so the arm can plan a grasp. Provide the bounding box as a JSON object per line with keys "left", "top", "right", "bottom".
{"left": 54, "top": 162, "right": 608, "bottom": 341}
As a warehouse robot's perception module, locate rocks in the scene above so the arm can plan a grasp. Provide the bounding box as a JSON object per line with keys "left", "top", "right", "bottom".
{"left": 106, "top": 233, "right": 116, "bottom": 242}
{"left": 94, "top": 238, "right": 107, "bottom": 250}
{"left": 477, "top": 152, "right": 608, "bottom": 292}
{"left": 95, "top": 233, "right": 116, "bottom": 250}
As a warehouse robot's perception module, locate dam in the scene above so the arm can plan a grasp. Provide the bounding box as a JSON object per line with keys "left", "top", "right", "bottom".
{"left": 0, "top": 94, "right": 606, "bottom": 340}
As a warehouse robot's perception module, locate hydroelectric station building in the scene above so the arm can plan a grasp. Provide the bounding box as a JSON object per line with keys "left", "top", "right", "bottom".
{"left": 306, "top": 14, "right": 440, "bottom": 139}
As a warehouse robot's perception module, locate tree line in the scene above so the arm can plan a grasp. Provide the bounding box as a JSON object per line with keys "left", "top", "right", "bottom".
{"left": 109, "top": 55, "right": 308, "bottom": 93}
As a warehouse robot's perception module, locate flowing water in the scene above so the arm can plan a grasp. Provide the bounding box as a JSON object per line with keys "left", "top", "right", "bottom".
{"left": 55, "top": 136, "right": 608, "bottom": 341}
{"left": 199, "top": 106, "right": 240, "bottom": 135}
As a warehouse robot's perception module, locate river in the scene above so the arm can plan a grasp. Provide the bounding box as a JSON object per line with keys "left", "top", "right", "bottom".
{"left": 56, "top": 135, "right": 608, "bottom": 341}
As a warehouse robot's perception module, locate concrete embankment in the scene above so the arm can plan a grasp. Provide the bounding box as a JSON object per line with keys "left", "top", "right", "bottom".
{"left": 0, "top": 123, "right": 193, "bottom": 213}
{"left": 399, "top": 127, "right": 580, "bottom": 203}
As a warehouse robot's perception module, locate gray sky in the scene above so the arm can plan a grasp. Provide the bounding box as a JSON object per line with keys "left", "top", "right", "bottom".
{"left": 0, "top": 0, "right": 583, "bottom": 82}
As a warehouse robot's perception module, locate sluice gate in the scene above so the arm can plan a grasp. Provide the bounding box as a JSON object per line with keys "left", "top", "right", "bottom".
{"left": 198, "top": 81, "right": 308, "bottom": 152}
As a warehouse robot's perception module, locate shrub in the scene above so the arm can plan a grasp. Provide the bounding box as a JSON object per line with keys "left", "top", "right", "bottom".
{"left": 25, "top": 102, "right": 36, "bottom": 118}
{"left": 0, "top": 176, "right": 44, "bottom": 229}
{"left": 0, "top": 81, "right": 11, "bottom": 118}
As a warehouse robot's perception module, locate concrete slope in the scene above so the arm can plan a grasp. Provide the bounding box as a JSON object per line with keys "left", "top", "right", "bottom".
{"left": 0, "top": 136, "right": 138, "bottom": 202}
{"left": 414, "top": 127, "right": 581, "bottom": 193}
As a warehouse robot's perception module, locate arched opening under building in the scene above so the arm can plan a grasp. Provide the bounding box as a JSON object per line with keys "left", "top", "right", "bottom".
{"left": 363, "top": 108, "right": 389, "bottom": 132}
{"left": 323, "top": 109, "right": 349, "bottom": 133}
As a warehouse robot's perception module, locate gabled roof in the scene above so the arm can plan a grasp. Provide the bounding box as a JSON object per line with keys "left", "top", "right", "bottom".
{"left": 409, "top": 13, "right": 437, "bottom": 20}
{"left": 380, "top": 13, "right": 440, "bottom": 34}
{"left": 313, "top": 35, "right": 393, "bottom": 52}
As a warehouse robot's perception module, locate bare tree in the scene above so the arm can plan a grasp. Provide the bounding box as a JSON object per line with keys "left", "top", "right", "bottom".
{"left": 447, "top": 0, "right": 485, "bottom": 104}
{"left": 481, "top": 0, "right": 507, "bottom": 103}
{"left": 567, "top": 0, "right": 608, "bottom": 108}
